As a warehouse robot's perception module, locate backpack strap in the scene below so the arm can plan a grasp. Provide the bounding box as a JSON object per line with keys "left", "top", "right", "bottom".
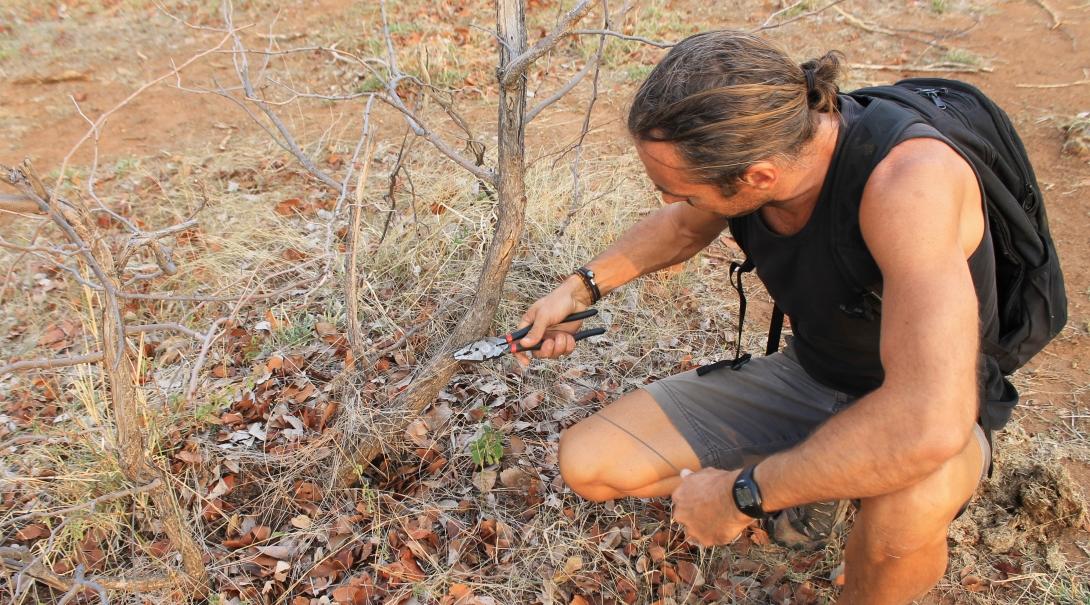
{"left": 766, "top": 304, "right": 784, "bottom": 356}
{"left": 697, "top": 257, "right": 785, "bottom": 376}
{"left": 826, "top": 96, "right": 927, "bottom": 295}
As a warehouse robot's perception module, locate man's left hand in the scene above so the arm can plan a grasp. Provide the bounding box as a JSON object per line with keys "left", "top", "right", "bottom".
{"left": 671, "top": 468, "right": 757, "bottom": 547}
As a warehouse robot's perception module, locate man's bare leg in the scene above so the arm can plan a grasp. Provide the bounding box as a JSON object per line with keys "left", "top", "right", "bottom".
{"left": 839, "top": 430, "right": 985, "bottom": 604}
{"left": 558, "top": 389, "right": 700, "bottom": 501}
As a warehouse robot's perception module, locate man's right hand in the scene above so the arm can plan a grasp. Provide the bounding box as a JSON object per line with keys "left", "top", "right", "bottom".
{"left": 512, "top": 275, "right": 593, "bottom": 366}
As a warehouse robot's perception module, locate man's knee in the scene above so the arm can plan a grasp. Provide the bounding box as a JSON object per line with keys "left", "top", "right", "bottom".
{"left": 558, "top": 422, "right": 616, "bottom": 502}
{"left": 852, "top": 435, "right": 983, "bottom": 562}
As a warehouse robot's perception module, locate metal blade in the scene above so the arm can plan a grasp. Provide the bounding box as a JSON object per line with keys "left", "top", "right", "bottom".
{"left": 453, "top": 337, "right": 508, "bottom": 361}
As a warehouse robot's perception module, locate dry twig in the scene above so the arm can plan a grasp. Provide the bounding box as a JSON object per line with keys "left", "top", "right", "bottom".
{"left": 0, "top": 352, "right": 105, "bottom": 376}
{"left": 849, "top": 62, "right": 993, "bottom": 74}
{"left": 1030, "top": 0, "right": 1063, "bottom": 30}
{"left": 1016, "top": 79, "right": 1090, "bottom": 89}
{"left": 346, "top": 107, "right": 379, "bottom": 358}
{"left": 3, "top": 479, "right": 162, "bottom": 526}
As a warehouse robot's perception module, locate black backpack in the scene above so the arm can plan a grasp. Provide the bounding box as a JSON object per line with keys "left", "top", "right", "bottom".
{"left": 722, "top": 78, "right": 1067, "bottom": 433}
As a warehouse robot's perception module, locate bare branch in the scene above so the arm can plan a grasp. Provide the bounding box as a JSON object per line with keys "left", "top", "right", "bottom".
{"left": 56, "top": 565, "right": 108, "bottom": 605}
{"left": 848, "top": 62, "right": 993, "bottom": 73}
{"left": 564, "top": 0, "right": 845, "bottom": 50}
{"left": 54, "top": 30, "right": 238, "bottom": 199}
{"left": 116, "top": 274, "right": 318, "bottom": 302}
{"left": 223, "top": 10, "right": 344, "bottom": 192}
{"left": 4, "top": 479, "right": 161, "bottom": 527}
{"left": 186, "top": 317, "right": 230, "bottom": 403}
{"left": 525, "top": 57, "right": 596, "bottom": 123}
{"left": 1016, "top": 79, "right": 1089, "bottom": 89}
{"left": 0, "top": 352, "right": 104, "bottom": 376}
{"left": 502, "top": 0, "right": 594, "bottom": 87}
{"left": 0, "top": 550, "right": 175, "bottom": 594}
{"left": 1030, "top": 0, "right": 1063, "bottom": 30}
{"left": 569, "top": 28, "right": 674, "bottom": 47}
{"left": 346, "top": 110, "right": 378, "bottom": 358}
{"left": 376, "top": 90, "right": 498, "bottom": 185}
{"left": 126, "top": 323, "right": 206, "bottom": 340}
{"left": 832, "top": 6, "right": 952, "bottom": 51}
{"left": 749, "top": 0, "right": 846, "bottom": 33}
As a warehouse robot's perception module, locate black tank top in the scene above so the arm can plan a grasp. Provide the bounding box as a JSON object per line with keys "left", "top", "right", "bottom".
{"left": 729, "top": 95, "right": 1000, "bottom": 397}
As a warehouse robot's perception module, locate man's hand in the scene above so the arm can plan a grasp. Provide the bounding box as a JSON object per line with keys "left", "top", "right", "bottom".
{"left": 671, "top": 468, "right": 756, "bottom": 547}
{"left": 512, "top": 275, "right": 591, "bottom": 366}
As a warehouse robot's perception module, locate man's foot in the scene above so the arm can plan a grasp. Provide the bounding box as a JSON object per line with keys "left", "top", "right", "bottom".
{"left": 767, "top": 499, "right": 850, "bottom": 549}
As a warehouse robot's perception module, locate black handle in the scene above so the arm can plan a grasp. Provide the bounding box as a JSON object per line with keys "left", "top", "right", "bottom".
{"left": 509, "top": 308, "right": 598, "bottom": 341}
{"left": 516, "top": 327, "right": 606, "bottom": 353}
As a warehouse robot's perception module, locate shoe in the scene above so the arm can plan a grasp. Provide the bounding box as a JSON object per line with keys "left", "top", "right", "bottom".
{"left": 767, "top": 499, "right": 849, "bottom": 549}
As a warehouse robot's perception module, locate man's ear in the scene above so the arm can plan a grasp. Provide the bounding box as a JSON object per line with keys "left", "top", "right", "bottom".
{"left": 740, "top": 162, "right": 777, "bottom": 191}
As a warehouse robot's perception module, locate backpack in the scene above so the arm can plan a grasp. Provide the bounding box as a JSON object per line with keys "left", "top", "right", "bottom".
{"left": 720, "top": 78, "right": 1067, "bottom": 434}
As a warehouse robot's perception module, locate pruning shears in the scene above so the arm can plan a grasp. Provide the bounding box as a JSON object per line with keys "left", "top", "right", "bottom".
{"left": 452, "top": 309, "right": 606, "bottom": 362}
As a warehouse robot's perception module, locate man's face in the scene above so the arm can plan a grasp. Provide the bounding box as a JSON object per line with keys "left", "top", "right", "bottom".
{"left": 635, "top": 139, "right": 774, "bottom": 218}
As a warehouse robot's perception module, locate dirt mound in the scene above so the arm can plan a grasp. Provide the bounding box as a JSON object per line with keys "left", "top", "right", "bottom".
{"left": 1062, "top": 112, "right": 1090, "bottom": 159}
{"left": 950, "top": 455, "right": 1088, "bottom": 561}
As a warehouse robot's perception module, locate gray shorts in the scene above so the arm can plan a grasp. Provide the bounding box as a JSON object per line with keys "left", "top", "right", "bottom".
{"left": 644, "top": 342, "right": 990, "bottom": 480}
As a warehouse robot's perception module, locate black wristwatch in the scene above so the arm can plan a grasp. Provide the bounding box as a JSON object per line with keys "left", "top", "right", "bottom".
{"left": 732, "top": 465, "right": 769, "bottom": 519}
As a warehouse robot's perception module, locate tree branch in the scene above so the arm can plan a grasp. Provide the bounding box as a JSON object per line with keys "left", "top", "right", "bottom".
{"left": 3, "top": 479, "right": 161, "bottom": 527}
{"left": 749, "top": 0, "right": 846, "bottom": 32}
{"left": 376, "top": 88, "right": 498, "bottom": 186}
{"left": 0, "top": 353, "right": 104, "bottom": 376}
{"left": 376, "top": 2, "right": 498, "bottom": 186}
{"left": 848, "top": 61, "right": 993, "bottom": 73}
{"left": 525, "top": 57, "right": 596, "bottom": 123}
{"left": 568, "top": 28, "right": 674, "bottom": 47}
{"left": 185, "top": 317, "right": 230, "bottom": 404}
{"left": 54, "top": 30, "right": 238, "bottom": 199}
{"left": 502, "top": 0, "right": 594, "bottom": 87}
{"left": 126, "top": 323, "right": 206, "bottom": 340}
{"left": 223, "top": 8, "right": 344, "bottom": 192}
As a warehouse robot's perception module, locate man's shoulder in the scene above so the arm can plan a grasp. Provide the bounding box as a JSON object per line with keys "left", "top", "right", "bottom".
{"left": 864, "top": 136, "right": 976, "bottom": 201}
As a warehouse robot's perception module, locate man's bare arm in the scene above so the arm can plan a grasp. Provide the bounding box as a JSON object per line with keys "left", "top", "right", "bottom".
{"left": 579, "top": 201, "right": 730, "bottom": 298}
{"left": 755, "top": 142, "right": 982, "bottom": 509}
{"left": 516, "top": 200, "right": 728, "bottom": 357}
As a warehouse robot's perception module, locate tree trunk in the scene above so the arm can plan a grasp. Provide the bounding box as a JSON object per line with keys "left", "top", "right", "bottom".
{"left": 3, "top": 163, "right": 210, "bottom": 597}
{"left": 336, "top": 0, "right": 529, "bottom": 486}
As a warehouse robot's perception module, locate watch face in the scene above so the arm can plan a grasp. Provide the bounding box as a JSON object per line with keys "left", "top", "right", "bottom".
{"left": 734, "top": 486, "right": 757, "bottom": 509}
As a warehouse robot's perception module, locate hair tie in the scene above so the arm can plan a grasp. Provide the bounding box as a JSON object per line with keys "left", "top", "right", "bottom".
{"left": 802, "top": 66, "right": 820, "bottom": 107}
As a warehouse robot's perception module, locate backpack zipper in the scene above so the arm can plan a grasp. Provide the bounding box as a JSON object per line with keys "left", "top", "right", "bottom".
{"left": 914, "top": 87, "right": 948, "bottom": 109}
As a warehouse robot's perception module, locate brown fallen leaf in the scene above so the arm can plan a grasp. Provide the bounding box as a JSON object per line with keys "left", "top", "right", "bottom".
{"left": 795, "top": 581, "right": 819, "bottom": 605}
{"left": 175, "top": 450, "right": 203, "bottom": 464}
{"left": 677, "top": 560, "right": 704, "bottom": 587}
{"left": 499, "top": 466, "right": 533, "bottom": 489}
{"left": 295, "top": 481, "right": 321, "bottom": 502}
{"left": 749, "top": 526, "right": 771, "bottom": 546}
{"left": 769, "top": 583, "right": 792, "bottom": 604}
{"left": 282, "top": 248, "right": 307, "bottom": 261}
{"left": 275, "top": 198, "right": 304, "bottom": 216}
{"left": 15, "top": 524, "right": 50, "bottom": 541}
{"left": 961, "top": 575, "right": 988, "bottom": 593}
